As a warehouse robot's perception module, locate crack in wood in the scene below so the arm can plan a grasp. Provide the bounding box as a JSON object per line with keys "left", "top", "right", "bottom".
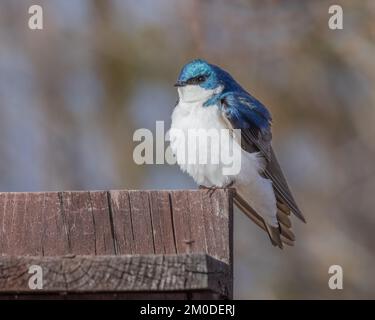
{"left": 168, "top": 193, "right": 178, "bottom": 254}
{"left": 87, "top": 192, "right": 97, "bottom": 255}
{"left": 126, "top": 192, "right": 136, "bottom": 254}
{"left": 106, "top": 191, "right": 118, "bottom": 255}
{"left": 58, "top": 192, "right": 72, "bottom": 252}
{"left": 147, "top": 193, "right": 156, "bottom": 254}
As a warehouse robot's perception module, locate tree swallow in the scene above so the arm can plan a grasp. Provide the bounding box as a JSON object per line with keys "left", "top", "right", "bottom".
{"left": 169, "top": 59, "right": 306, "bottom": 248}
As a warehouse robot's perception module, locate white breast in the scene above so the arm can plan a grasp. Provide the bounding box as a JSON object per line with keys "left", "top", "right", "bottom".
{"left": 169, "top": 96, "right": 233, "bottom": 187}
{"left": 169, "top": 85, "right": 277, "bottom": 226}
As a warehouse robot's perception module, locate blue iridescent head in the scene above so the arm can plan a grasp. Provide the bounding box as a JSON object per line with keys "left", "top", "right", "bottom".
{"left": 175, "top": 59, "right": 240, "bottom": 91}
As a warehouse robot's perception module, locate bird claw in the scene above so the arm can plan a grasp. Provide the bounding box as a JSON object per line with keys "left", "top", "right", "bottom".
{"left": 199, "top": 185, "right": 217, "bottom": 198}
{"left": 199, "top": 181, "right": 234, "bottom": 198}
{"left": 207, "top": 187, "right": 218, "bottom": 198}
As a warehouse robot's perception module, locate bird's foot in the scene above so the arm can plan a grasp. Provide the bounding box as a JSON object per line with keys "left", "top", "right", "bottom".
{"left": 224, "top": 181, "right": 234, "bottom": 189}
{"left": 199, "top": 185, "right": 217, "bottom": 197}
{"left": 199, "top": 181, "right": 234, "bottom": 198}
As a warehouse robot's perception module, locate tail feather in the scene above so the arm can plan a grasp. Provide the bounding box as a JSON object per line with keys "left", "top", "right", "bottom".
{"left": 234, "top": 192, "right": 299, "bottom": 248}
{"left": 281, "top": 235, "right": 294, "bottom": 246}
{"left": 264, "top": 224, "right": 283, "bottom": 249}
{"left": 234, "top": 193, "right": 285, "bottom": 249}
{"left": 233, "top": 194, "right": 266, "bottom": 231}
{"left": 276, "top": 200, "right": 291, "bottom": 215}
{"left": 277, "top": 210, "right": 291, "bottom": 228}
{"left": 279, "top": 223, "right": 295, "bottom": 241}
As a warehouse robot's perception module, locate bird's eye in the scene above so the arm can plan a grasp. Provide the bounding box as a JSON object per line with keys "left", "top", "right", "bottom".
{"left": 187, "top": 75, "right": 206, "bottom": 85}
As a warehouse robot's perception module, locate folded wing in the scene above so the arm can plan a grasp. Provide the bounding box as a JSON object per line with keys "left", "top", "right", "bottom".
{"left": 220, "top": 91, "right": 306, "bottom": 247}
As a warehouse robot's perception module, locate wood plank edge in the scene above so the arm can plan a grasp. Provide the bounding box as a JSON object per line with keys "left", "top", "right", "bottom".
{"left": 0, "top": 253, "right": 231, "bottom": 297}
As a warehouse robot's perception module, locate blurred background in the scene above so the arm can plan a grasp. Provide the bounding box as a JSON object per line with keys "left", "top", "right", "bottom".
{"left": 1, "top": 0, "right": 375, "bottom": 299}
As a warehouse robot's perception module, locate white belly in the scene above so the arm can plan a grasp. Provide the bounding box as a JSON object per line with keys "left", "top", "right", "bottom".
{"left": 169, "top": 100, "right": 232, "bottom": 187}
{"left": 169, "top": 99, "right": 277, "bottom": 226}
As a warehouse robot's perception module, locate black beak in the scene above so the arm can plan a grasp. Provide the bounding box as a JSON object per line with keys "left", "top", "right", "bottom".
{"left": 174, "top": 80, "right": 186, "bottom": 87}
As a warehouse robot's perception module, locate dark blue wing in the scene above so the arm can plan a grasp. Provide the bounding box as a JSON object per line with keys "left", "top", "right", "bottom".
{"left": 220, "top": 91, "right": 272, "bottom": 160}
{"left": 220, "top": 91, "right": 305, "bottom": 222}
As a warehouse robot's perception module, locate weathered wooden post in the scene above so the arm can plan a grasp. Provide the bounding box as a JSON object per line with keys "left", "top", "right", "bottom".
{"left": 0, "top": 189, "right": 233, "bottom": 299}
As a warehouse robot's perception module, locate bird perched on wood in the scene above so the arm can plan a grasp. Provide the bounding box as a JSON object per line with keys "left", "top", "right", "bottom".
{"left": 169, "top": 59, "right": 306, "bottom": 248}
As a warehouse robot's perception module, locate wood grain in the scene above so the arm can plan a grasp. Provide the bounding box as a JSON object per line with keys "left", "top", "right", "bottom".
{"left": 0, "top": 254, "right": 230, "bottom": 297}
{"left": 0, "top": 189, "right": 233, "bottom": 299}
